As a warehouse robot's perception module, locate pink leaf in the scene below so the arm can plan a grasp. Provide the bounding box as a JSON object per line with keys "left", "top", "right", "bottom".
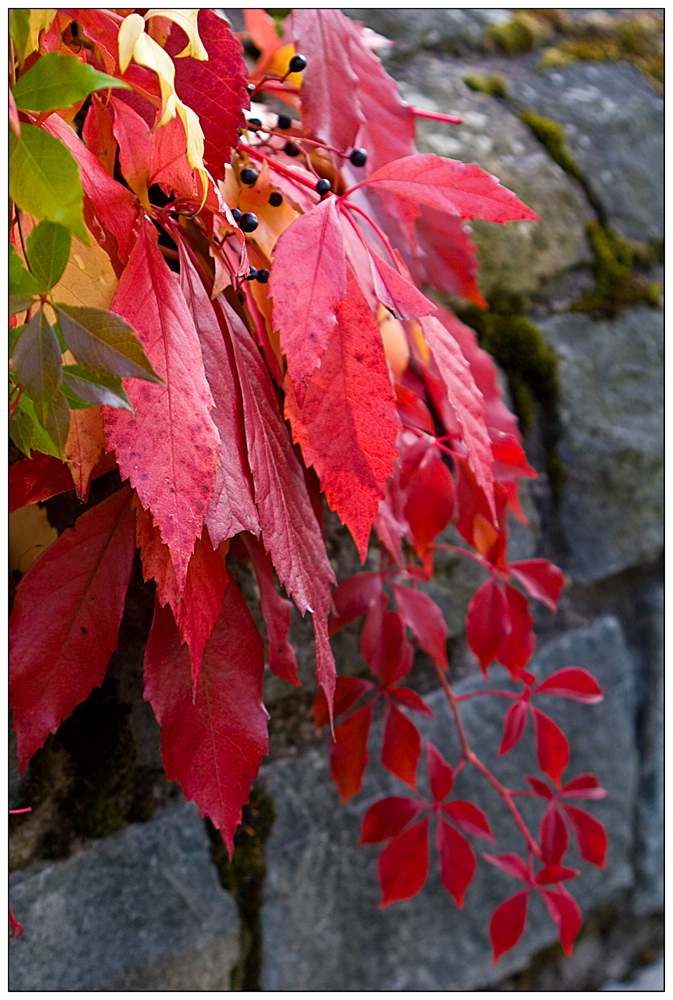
{"left": 10, "top": 487, "right": 135, "bottom": 770}
{"left": 437, "top": 815, "right": 476, "bottom": 907}
{"left": 110, "top": 95, "right": 151, "bottom": 205}
{"left": 532, "top": 707, "right": 570, "bottom": 787}
{"left": 381, "top": 702, "right": 422, "bottom": 789}
{"left": 143, "top": 582, "right": 268, "bottom": 856}
{"left": 533, "top": 668, "right": 604, "bottom": 704}
{"left": 285, "top": 267, "right": 400, "bottom": 560}
{"left": 329, "top": 702, "right": 373, "bottom": 803}
{"left": 245, "top": 534, "right": 300, "bottom": 687}
{"left": 378, "top": 817, "right": 430, "bottom": 906}
{"left": 270, "top": 197, "right": 347, "bottom": 400}
{"left": 559, "top": 774, "right": 608, "bottom": 800}
{"left": 361, "top": 796, "right": 426, "bottom": 845}
{"left": 104, "top": 220, "right": 220, "bottom": 593}
{"left": 490, "top": 890, "right": 529, "bottom": 963}
{"left": 369, "top": 248, "right": 437, "bottom": 321}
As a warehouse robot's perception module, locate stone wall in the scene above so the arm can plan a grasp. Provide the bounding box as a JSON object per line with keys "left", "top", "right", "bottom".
{"left": 10, "top": 9, "right": 663, "bottom": 991}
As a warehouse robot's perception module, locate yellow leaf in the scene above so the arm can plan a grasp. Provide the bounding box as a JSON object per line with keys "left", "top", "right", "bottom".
{"left": 118, "top": 12, "right": 145, "bottom": 73}
{"left": 23, "top": 9, "right": 57, "bottom": 63}
{"left": 269, "top": 43, "right": 303, "bottom": 87}
{"left": 51, "top": 234, "right": 118, "bottom": 310}
{"left": 9, "top": 505, "right": 58, "bottom": 575}
{"left": 145, "top": 8, "right": 209, "bottom": 60}
{"left": 378, "top": 305, "right": 410, "bottom": 377}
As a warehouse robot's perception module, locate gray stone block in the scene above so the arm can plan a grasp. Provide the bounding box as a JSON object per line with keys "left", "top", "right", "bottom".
{"left": 539, "top": 307, "right": 663, "bottom": 585}
{"left": 260, "top": 617, "right": 638, "bottom": 990}
{"left": 509, "top": 62, "right": 664, "bottom": 243}
{"left": 395, "top": 60, "right": 594, "bottom": 299}
{"left": 9, "top": 802, "right": 240, "bottom": 991}
{"left": 341, "top": 9, "right": 511, "bottom": 55}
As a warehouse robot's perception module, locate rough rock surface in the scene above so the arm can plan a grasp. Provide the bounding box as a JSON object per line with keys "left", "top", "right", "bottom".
{"left": 539, "top": 306, "right": 663, "bottom": 585}
{"left": 9, "top": 802, "right": 240, "bottom": 991}
{"left": 260, "top": 618, "right": 638, "bottom": 991}
{"left": 342, "top": 8, "right": 511, "bottom": 55}
{"left": 508, "top": 62, "right": 664, "bottom": 243}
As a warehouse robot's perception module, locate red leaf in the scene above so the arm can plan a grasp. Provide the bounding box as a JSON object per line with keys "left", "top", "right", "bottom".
{"left": 361, "top": 602, "right": 413, "bottom": 685}
{"left": 43, "top": 115, "right": 140, "bottom": 263}
{"left": 388, "top": 686, "right": 435, "bottom": 718}
{"left": 143, "top": 582, "right": 268, "bottom": 856}
{"left": 559, "top": 774, "right": 607, "bottom": 800}
{"left": 539, "top": 888, "right": 582, "bottom": 957}
{"left": 10, "top": 453, "right": 76, "bottom": 511}
{"left": 403, "top": 445, "right": 456, "bottom": 559}
{"left": 174, "top": 529, "right": 228, "bottom": 694}
{"left": 412, "top": 209, "right": 487, "bottom": 308}
{"left": 245, "top": 534, "right": 300, "bottom": 687}
{"left": 178, "top": 244, "right": 260, "bottom": 547}
{"left": 104, "top": 220, "right": 220, "bottom": 592}
{"left": 426, "top": 741, "right": 454, "bottom": 802}
{"left": 149, "top": 111, "right": 202, "bottom": 203}
{"left": 421, "top": 315, "right": 495, "bottom": 519}
{"left": 356, "top": 154, "right": 540, "bottom": 224}
{"left": 110, "top": 96, "right": 151, "bottom": 206}
{"left": 291, "top": 10, "right": 364, "bottom": 154}
{"left": 360, "top": 796, "right": 426, "bottom": 845}
{"left": 535, "top": 863, "right": 579, "bottom": 885}
{"left": 10, "top": 486, "right": 135, "bottom": 770}
{"left": 496, "top": 583, "right": 535, "bottom": 679}
{"left": 540, "top": 804, "right": 570, "bottom": 865}
{"left": 270, "top": 197, "right": 347, "bottom": 400}
{"left": 313, "top": 607, "right": 338, "bottom": 726}
{"left": 170, "top": 9, "right": 248, "bottom": 174}
{"left": 221, "top": 295, "right": 335, "bottom": 617}
{"left": 437, "top": 815, "right": 476, "bottom": 908}
{"left": 378, "top": 817, "right": 430, "bottom": 906}
{"left": 381, "top": 702, "right": 421, "bottom": 789}
{"left": 499, "top": 700, "right": 528, "bottom": 756}
{"left": 484, "top": 852, "right": 532, "bottom": 883}
{"left": 285, "top": 267, "right": 400, "bottom": 560}
{"left": 467, "top": 577, "right": 511, "bottom": 677}
{"left": 314, "top": 675, "right": 375, "bottom": 729}
{"left": 82, "top": 95, "right": 116, "bottom": 175}
{"left": 443, "top": 801, "right": 495, "bottom": 842}
{"left": 532, "top": 708, "right": 569, "bottom": 787}
{"left": 369, "top": 249, "right": 436, "bottom": 321}
{"left": 392, "top": 584, "right": 449, "bottom": 671}
{"left": 490, "top": 890, "right": 529, "bottom": 963}
{"left": 133, "top": 496, "right": 178, "bottom": 610}
{"left": 329, "top": 703, "right": 373, "bottom": 803}
{"left": 533, "top": 668, "right": 604, "bottom": 704}
{"left": 526, "top": 774, "right": 554, "bottom": 799}
{"left": 563, "top": 805, "right": 608, "bottom": 869}
{"left": 329, "top": 571, "right": 383, "bottom": 635}
{"left": 508, "top": 559, "right": 565, "bottom": 612}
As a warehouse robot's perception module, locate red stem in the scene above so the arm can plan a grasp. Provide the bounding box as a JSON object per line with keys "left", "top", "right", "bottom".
{"left": 433, "top": 662, "right": 541, "bottom": 858}
{"left": 238, "top": 142, "right": 318, "bottom": 192}
{"left": 411, "top": 108, "right": 463, "bottom": 125}
{"left": 454, "top": 689, "right": 519, "bottom": 701}
{"left": 340, "top": 201, "right": 401, "bottom": 272}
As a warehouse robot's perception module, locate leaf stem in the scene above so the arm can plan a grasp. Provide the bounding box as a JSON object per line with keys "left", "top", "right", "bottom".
{"left": 411, "top": 108, "right": 463, "bottom": 125}
{"left": 340, "top": 201, "right": 401, "bottom": 272}
{"left": 238, "top": 142, "right": 318, "bottom": 192}
{"left": 454, "top": 689, "right": 519, "bottom": 701}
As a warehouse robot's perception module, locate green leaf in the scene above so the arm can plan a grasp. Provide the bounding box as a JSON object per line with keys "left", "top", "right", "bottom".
{"left": 9, "top": 323, "right": 27, "bottom": 359}
{"left": 25, "top": 220, "right": 72, "bottom": 294}
{"left": 9, "top": 123, "right": 89, "bottom": 243}
{"left": 44, "top": 390, "right": 73, "bottom": 456}
{"left": 8, "top": 10, "right": 31, "bottom": 63}
{"left": 59, "top": 384, "right": 97, "bottom": 410}
{"left": 9, "top": 296, "right": 36, "bottom": 317}
{"left": 54, "top": 304, "right": 164, "bottom": 384}
{"left": 10, "top": 392, "right": 62, "bottom": 459}
{"left": 11, "top": 308, "right": 63, "bottom": 423}
{"left": 52, "top": 320, "right": 68, "bottom": 353}
{"left": 12, "top": 51, "right": 131, "bottom": 113}
{"left": 61, "top": 364, "right": 134, "bottom": 412}
{"left": 9, "top": 244, "right": 39, "bottom": 297}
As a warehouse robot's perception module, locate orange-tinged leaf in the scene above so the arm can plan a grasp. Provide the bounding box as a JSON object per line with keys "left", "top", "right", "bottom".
{"left": 133, "top": 495, "right": 178, "bottom": 610}
{"left": 9, "top": 505, "right": 58, "bottom": 575}
{"left": 285, "top": 268, "right": 400, "bottom": 560}
{"left": 143, "top": 582, "right": 268, "bottom": 856}
{"left": 104, "top": 220, "right": 220, "bottom": 592}
{"left": 10, "top": 486, "right": 136, "bottom": 770}
{"left": 63, "top": 405, "right": 106, "bottom": 501}
{"left": 174, "top": 528, "right": 229, "bottom": 694}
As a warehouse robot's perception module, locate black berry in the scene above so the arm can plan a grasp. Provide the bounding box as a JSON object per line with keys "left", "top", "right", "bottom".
{"left": 231, "top": 208, "right": 242, "bottom": 223}
{"left": 316, "top": 178, "right": 331, "bottom": 196}
{"left": 247, "top": 266, "right": 258, "bottom": 280}
{"left": 247, "top": 117, "right": 262, "bottom": 128}
{"left": 239, "top": 212, "right": 259, "bottom": 233}
{"left": 284, "top": 141, "right": 300, "bottom": 157}
{"left": 246, "top": 83, "right": 256, "bottom": 94}
{"left": 269, "top": 192, "right": 283, "bottom": 207}
{"left": 350, "top": 148, "right": 368, "bottom": 167}
{"left": 288, "top": 54, "right": 306, "bottom": 73}
{"left": 256, "top": 268, "right": 270, "bottom": 284}
{"left": 277, "top": 114, "right": 292, "bottom": 130}
{"left": 240, "top": 167, "right": 258, "bottom": 185}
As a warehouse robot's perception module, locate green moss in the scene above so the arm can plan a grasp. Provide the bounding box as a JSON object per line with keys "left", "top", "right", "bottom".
{"left": 463, "top": 72, "right": 509, "bottom": 99}
{"left": 208, "top": 787, "right": 276, "bottom": 991}
{"left": 517, "top": 110, "right": 582, "bottom": 181}
{"left": 572, "top": 222, "right": 659, "bottom": 318}
{"left": 486, "top": 13, "right": 553, "bottom": 54}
